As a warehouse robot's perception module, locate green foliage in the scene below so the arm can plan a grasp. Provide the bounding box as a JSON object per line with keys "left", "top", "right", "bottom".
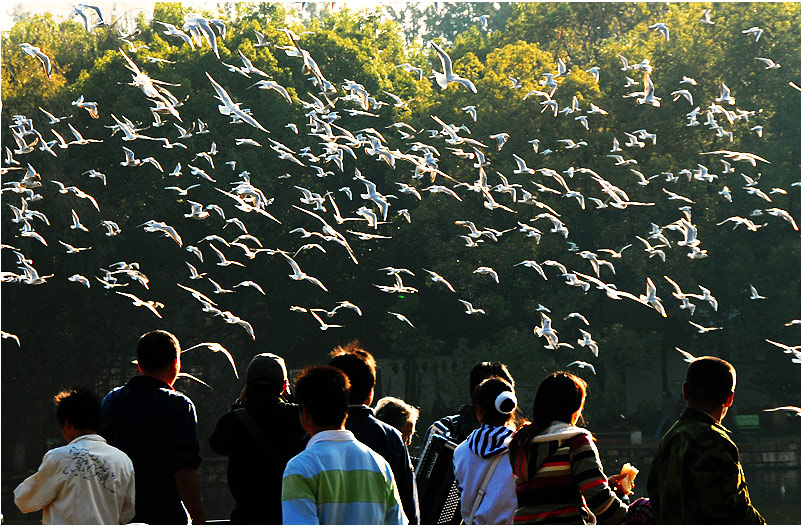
{"left": 0, "top": 3, "right": 799, "bottom": 453}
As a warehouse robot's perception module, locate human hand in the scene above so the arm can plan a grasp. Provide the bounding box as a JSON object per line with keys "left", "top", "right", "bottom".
{"left": 619, "top": 462, "right": 639, "bottom": 495}
{"left": 608, "top": 473, "right": 634, "bottom": 495}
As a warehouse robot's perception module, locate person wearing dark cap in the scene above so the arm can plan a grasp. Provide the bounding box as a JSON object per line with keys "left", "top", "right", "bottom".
{"left": 210, "top": 352, "right": 306, "bottom": 524}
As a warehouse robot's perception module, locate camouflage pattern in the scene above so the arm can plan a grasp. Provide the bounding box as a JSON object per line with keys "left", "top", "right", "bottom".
{"left": 647, "top": 407, "right": 765, "bottom": 524}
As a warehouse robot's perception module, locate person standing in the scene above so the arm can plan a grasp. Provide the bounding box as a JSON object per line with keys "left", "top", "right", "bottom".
{"left": 99, "top": 330, "right": 205, "bottom": 524}
{"left": 14, "top": 387, "right": 135, "bottom": 524}
{"left": 453, "top": 377, "right": 518, "bottom": 525}
{"left": 329, "top": 342, "right": 420, "bottom": 524}
{"left": 375, "top": 396, "right": 420, "bottom": 446}
{"left": 420, "top": 361, "right": 516, "bottom": 448}
{"left": 508, "top": 371, "right": 632, "bottom": 524}
{"left": 281, "top": 365, "right": 405, "bottom": 525}
{"left": 418, "top": 361, "right": 515, "bottom": 524}
{"left": 209, "top": 352, "right": 305, "bottom": 524}
{"left": 647, "top": 356, "right": 765, "bottom": 524}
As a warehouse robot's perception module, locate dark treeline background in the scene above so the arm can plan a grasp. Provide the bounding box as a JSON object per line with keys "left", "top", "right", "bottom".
{"left": 1, "top": 2, "right": 800, "bottom": 518}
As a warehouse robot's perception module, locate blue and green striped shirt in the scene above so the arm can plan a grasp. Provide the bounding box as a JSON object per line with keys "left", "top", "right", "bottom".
{"left": 282, "top": 429, "right": 406, "bottom": 525}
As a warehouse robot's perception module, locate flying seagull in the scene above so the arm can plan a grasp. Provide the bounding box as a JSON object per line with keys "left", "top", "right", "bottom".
{"left": 20, "top": 43, "right": 52, "bottom": 79}
{"left": 430, "top": 41, "right": 477, "bottom": 93}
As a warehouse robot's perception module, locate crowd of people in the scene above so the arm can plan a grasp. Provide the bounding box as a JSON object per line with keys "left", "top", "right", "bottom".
{"left": 14, "top": 329, "right": 766, "bottom": 525}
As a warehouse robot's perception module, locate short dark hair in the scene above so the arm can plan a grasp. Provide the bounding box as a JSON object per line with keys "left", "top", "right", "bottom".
{"left": 469, "top": 361, "right": 514, "bottom": 399}
{"left": 685, "top": 356, "right": 736, "bottom": 406}
{"left": 54, "top": 387, "right": 101, "bottom": 430}
{"left": 329, "top": 341, "right": 376, "bottom": 405}
{"left": 473, "top": 376, "right": 516, "bottom": 427}
{"left": 137, "top": 330, "right": 180, "bottom": 372}
{"left": 294, "top": 366, "right": 350, "bottom": 428}
{"left": 375, "top": 396, "right": 419, "bottom": 432}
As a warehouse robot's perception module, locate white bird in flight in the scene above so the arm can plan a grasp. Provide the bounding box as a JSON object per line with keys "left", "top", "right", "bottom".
{"left": 309, "top": 309, "right": 343, "bottom": 331}
{"left": 567, "top": 361, "right": 596, "bottom": 375}
{"left": 474, "top": 266, "right": 499, "bottom": 283}
{"left": 742, "top": 26, "right": 763, "bottom": 42}
{"left": 576, "top": 329, "right": 599, "bottom": 357}
{"left": 181, "top": 342, "right": 238, "bottom": 378}
{"left": 648, "top": 22, "right": 669, "bottom": 41}
{"left": 565, "top": 312, "right": 590, "bottom": 326}
{"left": 458, "top": 299, "right": 486, "bottom": 315}
{"left": 388, "top": 311, "right": 416, "bottom": 328}
{"left": 515, "top": 260, "right": 548, "bottom": 281}
{"left": 282, "top": 252, "right": 328, "bottom": 291}
{"left": 430, "top": 41, "right": 477, "bottom": 93}
{"left": 534, "top": 312, "right": 559, "bottom": 348}
{"left": 70, "top": 209, "right": 89, "bottom": 232}
{"left": 675, "top": 347, "right": 697, "bottom": 363}
{"left": 422, "top": 268, "right": 456, "bottom": 292}
{"left": 749, "top": 284, "right": 766, "bottom": 300}
{"left": 115, "top": 291, "right": 164, "bottom": 318}
{"left": 68, "top": 274, "right": 91, "bottom": 288}
{"left": 206, "top": 72, "right": 269, "bottom": 133}
{"left": 763, "top": 406, "right": 801, "bottom": 416}
{"left": 688, "top": 320, "right": 723, "bottom": 334}
{"left": 639, "top": 277, "right": 667, "bottom": 317}
{"left": 234, "top": 280, "right": 266, "bottom": 295}
{"left": 755, "top": 57, "right": 781, "bottom": 70}
{"left": 20, "top": 43, "right": 52, "bottom": 79}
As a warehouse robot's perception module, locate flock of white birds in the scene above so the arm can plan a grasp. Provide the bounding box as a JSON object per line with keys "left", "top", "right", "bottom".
{"left": 2, "top": 5, "right": 801, "bottom": 411}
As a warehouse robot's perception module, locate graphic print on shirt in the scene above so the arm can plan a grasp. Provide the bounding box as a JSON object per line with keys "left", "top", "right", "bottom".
{"left": 63, "top": 445, "right": 118, "bottom": 492}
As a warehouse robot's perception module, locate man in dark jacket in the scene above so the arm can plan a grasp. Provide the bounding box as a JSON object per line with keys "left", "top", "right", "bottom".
{"left": 100, "top": 330, "right": 205, "bottom": 525}
{"left": 329, "top": 342, "right": 420, "bottom": 524}
{"left": 210, "top": 352, "right": 305, "bottom": 524}
{"left": 647, "top": 356, "right": 765, "bottom": 524}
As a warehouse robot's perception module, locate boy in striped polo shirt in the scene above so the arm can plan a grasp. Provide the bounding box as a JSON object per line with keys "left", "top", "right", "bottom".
{"left": 281, "top": 365, "right": 406, "bottom": 525}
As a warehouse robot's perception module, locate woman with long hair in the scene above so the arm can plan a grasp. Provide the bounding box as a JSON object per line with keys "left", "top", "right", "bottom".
{"left": 508, "top": 371, "right": 632, "bottom": 524}
{"left": 453, "top": 376, "right": 519, "bottom": 524}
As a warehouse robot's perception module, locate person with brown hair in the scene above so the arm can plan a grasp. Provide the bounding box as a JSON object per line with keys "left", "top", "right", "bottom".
{"left": 281, "top": 365, "right": 405, "bottom": 524}
{"left": 647, "top": 356, "right": 765, "bottom": 524}
{"left": 453, "top": 376, "right": 519, "bottom": 524}
{"left": 14, "top": 387, "right": 135, "bottom": 524}
{"left": 508, "top": 371, "right": 632, "bottom": 524}
{"left": 329, "top": 341, "right": 420, "bottom": 524}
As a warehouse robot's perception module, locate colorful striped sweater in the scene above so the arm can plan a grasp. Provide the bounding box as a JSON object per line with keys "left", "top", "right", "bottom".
{"left": 281, "top": 429, "right": 406, "bottom": 525}
{"left": 508, "top": 422, "right": 628, "bottom": 524}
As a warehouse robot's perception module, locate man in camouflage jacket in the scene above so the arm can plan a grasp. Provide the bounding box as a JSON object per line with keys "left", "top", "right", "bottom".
{"left": 647, "top": 356, "right": 765, "bottom": 524}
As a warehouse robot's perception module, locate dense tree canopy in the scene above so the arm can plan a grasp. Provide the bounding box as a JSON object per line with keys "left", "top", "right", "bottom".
{"left": 1, "top": 3, "right": 800, "bottom": 481}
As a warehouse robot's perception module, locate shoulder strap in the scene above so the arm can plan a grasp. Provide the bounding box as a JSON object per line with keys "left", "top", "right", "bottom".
{"left": 234, "top": 407, "right": 269, "bottom": 449}
{"left": 466, "top": 453, "right": 504, "bottom": 525}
